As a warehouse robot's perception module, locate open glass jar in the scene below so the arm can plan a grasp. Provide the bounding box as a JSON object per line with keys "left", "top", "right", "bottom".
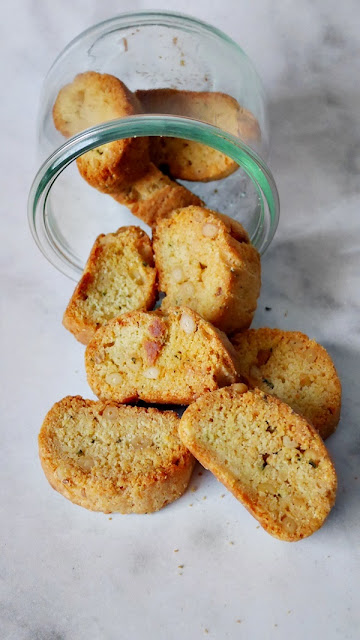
{"left": 28, "top": 11, "right": 279, "bottom": 280}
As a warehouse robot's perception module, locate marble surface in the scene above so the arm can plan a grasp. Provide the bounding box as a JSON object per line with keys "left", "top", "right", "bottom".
{"left": 2, "top": 1, "right": 360, "bottom": 638}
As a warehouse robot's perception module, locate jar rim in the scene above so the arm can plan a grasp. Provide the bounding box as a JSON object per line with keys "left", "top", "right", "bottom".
{"left": 28, "top": 115, "right": 280, "bottom": 279}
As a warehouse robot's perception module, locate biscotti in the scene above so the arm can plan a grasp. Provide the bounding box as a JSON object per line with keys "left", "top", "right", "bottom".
{"left": 112, "top": 162, "right": 203, "bottom": 228}
{"left": 85, "top": 307, "right": 239, "bottom": 404}
{"left": 63, "top": 226, "right": 157, "bottom": 345}
{"left": 179, "top": 384, "right": 337, "bottom": 541}
{"left": 231, "top": 328, "right": 341, "bottom": 439}
{"left": 39, "top": 396, "right": 195, "bottom": 513}
{"left": 53, "top": 71, "right": 149, "bottom": 192}
{"left": 153, "top": 206, "right": 261, "bottom": 334}
{"left": 136, "top": 88, "right": 260, "bottom": 181}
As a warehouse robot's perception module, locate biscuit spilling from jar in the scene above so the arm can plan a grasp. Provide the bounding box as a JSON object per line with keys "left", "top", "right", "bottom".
{"left": 63, "top": 226, "right": 157, "bottom": 345}
{"left": 231, "top": 328, "right": 342, "bottom": 439}
{"left": 85, "top": 307, "right": 239, "bottom": 404}
{"left": 153, "top": 205, "right": 261, "bottom": 334}
{"left": 39, "top": 396, "right": 195, "bottom": 513}
{"left": 52, "top": 71, "right": 202, "bottom": 225}
{"left": 179, "top": 384, "right": 337, "bottom": 541}
{"left": 53, "top": 71, "right": 149, "bottom": 191}
{"left": 136, "top": 88, "right": 261, "bottom": 181}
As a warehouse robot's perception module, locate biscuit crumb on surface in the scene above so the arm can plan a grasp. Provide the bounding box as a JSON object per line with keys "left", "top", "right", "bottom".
{"left": 39, "top": 396, "right": 195, "bottom": 513}
{"left": 179, "top": 385, "right": 337, "bottom": 541}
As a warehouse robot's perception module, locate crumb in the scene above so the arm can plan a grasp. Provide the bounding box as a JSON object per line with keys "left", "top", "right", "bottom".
{"left": 122, "top": 37, "right": 128, "bottom": 52}
{"left": 203, "top": 496, "right": 207, "bottom": 500}
{"left": 256, "top": 525, "right": 260, "bottom": 529}
{"left": 174, "top": 549, "right": 179, "bottom": 553}
{"left": 204, "top": 75, "right": 209, "bottom": 82}
{"left": 178, "top": 572, "right": 183, "bottom": 575}
{"left": 221, "top": 494, "right": 225, "bottom": 498}
{"left": 265, "top": 306, "right": 272, "bottom": 311}
{"left": 108, "top": 517, "right": 112, "bottom": 521}
{"left": 178, "top": 564, "right": 184, "bottom": 569}
{"left": 236, "top": 619, "right": 242, "bottom": 624}
{"left": 173, "top": 37, "right": 178, "bottom": 44}
{"left": 198, "top": 471, "right": 203, "bottom": 476}
{"left": 180, "top": 59, "right": 185, "bottom": 66}
{"left": 189, "top": 503, "right": 193, "bottom": 507}
{"left": 191, "top": 486, "right": 198, "bottom": 493}
{"left": 159, "top": 55, "right": 163, "bottom": 59}
{"left": 287, "top": 610, "right": 292, "bottom": 614}
{"left": 214, "top": 189, "right": 218, "bottom": 194}
{"left": 274, "top": 624, "right": 278, "bottom": 627}
{"left": 204, "top": 630, "right": 209, "bottom": 635}
{"left": 355, "top": 477, "right": 358, "bottom": 480}
{"left": 229, "top": 541, "right": 234, "bottom": 545}
{"left": 284, "top": 310, "right": 288, "bottom": 317}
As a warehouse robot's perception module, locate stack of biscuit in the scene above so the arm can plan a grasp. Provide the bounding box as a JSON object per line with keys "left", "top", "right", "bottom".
{"left": 38, "top": 71, "right": 341, "bottom": 542}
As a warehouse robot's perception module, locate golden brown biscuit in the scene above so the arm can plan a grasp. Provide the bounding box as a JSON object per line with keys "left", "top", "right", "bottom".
{"left": 112, "top": 162, "right": 203, "bottom": 227}
{"left": 85, "top": 307, "right": 239, "bottom": 404}
{"left": 39, "top": 396, "right": 195, "bottom": 513}
{"left": 53, "top": 71, "right": 149, "bottom": 191}
{"left": 231, "top": 328, "right": 342, "bottom": 439}
{"left": 63, "top": 226, "right": 157, "bottom": 345}
{"left": 136, "top": 88, "right": 260, "bottom": 181}
{"left": 179, "top": 384, "right": 337, "bottom": 541}
{"left": 153, "top": 206, "right": 261, "bottom": 334}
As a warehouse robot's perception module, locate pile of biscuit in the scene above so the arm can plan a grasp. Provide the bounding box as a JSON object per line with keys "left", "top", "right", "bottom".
{"left": 39, "top": 72, "right": 341, "bottom": 542}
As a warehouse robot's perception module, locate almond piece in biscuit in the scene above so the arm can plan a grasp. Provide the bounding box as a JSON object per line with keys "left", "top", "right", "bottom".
{"left": 136, "top": 88, "right": 261, "bottom": 181}
{"left": 85, "top": 307, "right": 239, "bottom": 404}
{"left": 179, "top": 385, "right": 337, "bottom": 541}
{"left": 63, "top": 226, "right": 157, "bottom": 345}
{"left": 39, "top": 396, "right": 195, "bottom": 513}
{"left": 153, "top": 205, "right": 261, "bottom": 334}
{"left": 231, "top": 328, "right": 342, "bottom": 439}
{"left": 53, "top": 71, "right": 149, "bottom": 192}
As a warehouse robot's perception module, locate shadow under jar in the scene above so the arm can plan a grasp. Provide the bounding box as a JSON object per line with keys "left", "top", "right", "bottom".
{"left": 29, "top": 11, "right": 280, "bottom": 280}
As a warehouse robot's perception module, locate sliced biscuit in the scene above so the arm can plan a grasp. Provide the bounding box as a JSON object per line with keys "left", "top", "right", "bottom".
{"left": 39, "top": 396, "right": 195, "bottom": 513}
{"left": 63, "top": 226, "right": 157, "bottom": 345}
{"left": 85, "top": 307, "right": 239, "bottom": 404}
{"left": 112, "top": 162, "right": 203, "bottom": 228}
{"left": 53, "top": 71, "right": 149, "bottom": 191}
{"left": 136, "top": 88, "right": 260, "bottom": 181}
{"left": 231, "top": 328, "right": 341, "bottom": 439}
{"left": 179, "top": 384, "right": 337, "bottom": 541}
{"left": 153, "top": 206, "right": 261, "bottom": 334}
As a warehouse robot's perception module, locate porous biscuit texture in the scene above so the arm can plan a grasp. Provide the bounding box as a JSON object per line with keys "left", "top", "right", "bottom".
{"left": 85, "top": 307, "right": 239, "bottom": 404}
{"left": 179, "top": 385, "right": 337, "bottom": 541}
{"left": 231, "top": 328, "right": 341, "bottom": 439}
{"left": 63, "top": 226, "right": 157, "bottom": 345}
{"left": 153, "top": 206, "right": 261, "bottom": 334}
{"left": 136, "top": 88, "right": 261, "bottom": 181}
{"left": 39, "top": 396, "right": 195, "bottom": 513}
{"left": 53, "top": 71, "right": 149, "bottom": 191}
{"left": 112, "top": 162, "right": 203, "bottom": 228}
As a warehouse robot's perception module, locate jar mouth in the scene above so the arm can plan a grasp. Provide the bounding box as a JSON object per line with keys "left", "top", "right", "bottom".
{"left": 28, "top": 115, "right": 279, "bottom": 280}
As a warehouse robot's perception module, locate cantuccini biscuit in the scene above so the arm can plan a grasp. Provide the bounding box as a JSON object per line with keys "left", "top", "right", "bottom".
{"left": 179, "top": 384, "right": 337, "bottom": 541}
{"left": 39, "top": 396, "right": 195, "bottom": 513}
{"left": 231, "top": 328, "right": 341, "bottom": 439}
{"left": 153, "top": 206, "right": 261, "bottom": 334}
{"left": 85, "top": 307, "right": 239, "bottom": 404}
{"left": 63, "top": 226, "right": 157, "bottom": 345}
{"left": 136, "top": 88, "right": 260, "bottom": 181}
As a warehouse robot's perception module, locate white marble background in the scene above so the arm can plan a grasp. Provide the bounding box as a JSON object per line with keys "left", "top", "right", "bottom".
{"left": 1, "top": 1, "right": 360, "bottom": 639}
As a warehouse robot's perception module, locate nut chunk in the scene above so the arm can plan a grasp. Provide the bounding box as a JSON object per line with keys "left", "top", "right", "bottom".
{"left": 231, "top": 328, "right": 342, "bottom": 439}
{"left": 153, "top": 206, "right": 261, "bottom": 334}
{"left": 85, "top": 307, "right": 239, "bottom": 404}
{"left": 63, "top": 226, "right": 157, "bottom": 345}
{"left": 39, "top": 396, "right": 195, "bottom": 513}
{"left": 179, "top": 385, "right": 337, "bottom": 541}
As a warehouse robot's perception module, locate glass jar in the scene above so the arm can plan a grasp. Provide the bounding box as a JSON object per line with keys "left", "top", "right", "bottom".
{"left": 28, "top": 10, "right": 279, "bottom": 280}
